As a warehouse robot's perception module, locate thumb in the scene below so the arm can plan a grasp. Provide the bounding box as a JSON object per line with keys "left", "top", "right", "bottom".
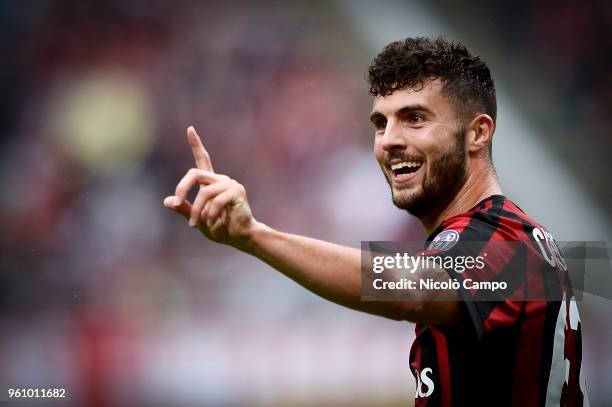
{"left": 163, "top": 196, "right": 192, "bottom": 220}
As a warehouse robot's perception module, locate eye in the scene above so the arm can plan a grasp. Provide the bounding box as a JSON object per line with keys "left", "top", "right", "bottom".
{"left": 406, "top": 113, "right": 425, "bottom": 125}
{"left": 372, "top": 118, "right": 387, "bottom": 132}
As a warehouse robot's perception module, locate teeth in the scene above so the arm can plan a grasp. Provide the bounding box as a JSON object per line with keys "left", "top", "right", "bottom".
{"left": 391, "top": 161, "right": 422, "bottom": 171}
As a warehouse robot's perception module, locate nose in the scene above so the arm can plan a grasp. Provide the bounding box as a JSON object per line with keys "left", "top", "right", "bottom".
{"left": 381, "top": 120, "right": 407, "bottom": 152}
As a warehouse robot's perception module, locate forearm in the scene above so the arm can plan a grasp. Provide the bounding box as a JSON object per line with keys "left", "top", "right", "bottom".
{"left": 242, "top": 221, "right": 412, "bottom": 321}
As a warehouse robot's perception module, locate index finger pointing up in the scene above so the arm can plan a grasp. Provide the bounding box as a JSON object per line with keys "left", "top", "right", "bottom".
{"left": 187, "top": 126, "right": 214, "bottom": 172}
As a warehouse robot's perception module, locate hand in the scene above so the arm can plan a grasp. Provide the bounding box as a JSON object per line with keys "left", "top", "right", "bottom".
{"left": 163, "top": 126, "right": 258, "bottom": 249}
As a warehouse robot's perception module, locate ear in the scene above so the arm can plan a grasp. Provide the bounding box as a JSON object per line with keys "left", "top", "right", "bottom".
{"left": 466, "top": 114, "right": 495, "bottom": 153}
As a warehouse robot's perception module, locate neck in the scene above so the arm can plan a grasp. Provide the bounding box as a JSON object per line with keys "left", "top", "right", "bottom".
{"left": 420, "top": 163, "right": 502, "bottom": 235}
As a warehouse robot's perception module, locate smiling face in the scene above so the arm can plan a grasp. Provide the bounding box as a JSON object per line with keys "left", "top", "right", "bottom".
{"left": 371, "top": 79, "right": 469, "bottom": 218}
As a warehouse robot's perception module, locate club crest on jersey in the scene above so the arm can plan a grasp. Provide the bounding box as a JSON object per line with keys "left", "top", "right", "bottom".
{"left": 428, "top": 229, "right": 460, "bottom": 251}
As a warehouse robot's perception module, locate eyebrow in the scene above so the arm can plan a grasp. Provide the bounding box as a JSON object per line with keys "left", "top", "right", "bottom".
{"left": 369, "top": 104, "right": 434, "bottom": 123}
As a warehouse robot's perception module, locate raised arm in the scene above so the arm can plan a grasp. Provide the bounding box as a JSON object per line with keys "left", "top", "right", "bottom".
{"left": 163, "top": 127, "right": 463, "bottom": 324}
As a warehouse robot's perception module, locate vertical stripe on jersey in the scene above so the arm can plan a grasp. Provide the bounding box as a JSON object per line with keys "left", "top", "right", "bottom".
{"left": 431, "top": 328, "right": 452, "bottom": 407}
{"left": 544, "top": 293, "right": 568, "bottom": 407}
{"left": 414, "top": 326, "right": 442, "bottom": 406}
{"left": 512, "top": 300, "right": 546, "bottom": 405}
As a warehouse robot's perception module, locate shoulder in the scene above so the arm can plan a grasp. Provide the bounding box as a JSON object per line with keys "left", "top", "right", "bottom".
{"left": 428, "top": 195, "right": 544, "bottom": 244}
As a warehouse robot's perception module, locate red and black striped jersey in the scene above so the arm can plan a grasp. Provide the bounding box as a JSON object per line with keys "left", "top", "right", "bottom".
{"left": 410, "top": 195, "right": 588, "bottom": 406}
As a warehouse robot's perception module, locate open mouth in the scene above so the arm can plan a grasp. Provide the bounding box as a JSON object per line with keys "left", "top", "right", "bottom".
{"left": 390, "top": 161, "right": 423, "bottom": 178}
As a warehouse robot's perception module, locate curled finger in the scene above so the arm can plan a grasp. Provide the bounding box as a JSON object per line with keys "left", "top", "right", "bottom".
{"left": 206, "top": 185, "right": 244, "bottom": 223}
{"left": 174, "top": 168, "right": 228, "bottom": 205}
{"left": 189, "top": 180, "right": 235, "bottom": 226}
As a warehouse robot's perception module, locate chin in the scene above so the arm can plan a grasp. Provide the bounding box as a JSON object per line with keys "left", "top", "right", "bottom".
{"left": 392, "top": 185, "right": 443, "bottom": 218}
{"left": 392, "top": 188, "right": 422, "bottom": 211}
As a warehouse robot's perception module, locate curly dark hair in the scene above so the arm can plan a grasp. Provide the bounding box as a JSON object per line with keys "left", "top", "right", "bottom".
{"left": 367, "top": 36, "right": 496, "bottom": 125}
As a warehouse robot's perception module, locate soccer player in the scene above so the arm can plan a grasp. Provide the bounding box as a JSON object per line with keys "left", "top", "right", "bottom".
{"left": 164, "top": 37, "right": 587, "bottom": 406}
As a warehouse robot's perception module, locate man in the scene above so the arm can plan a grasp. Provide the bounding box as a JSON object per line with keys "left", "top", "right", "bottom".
{"left": 164, "top": 37, "right": 587, "bottom": 406}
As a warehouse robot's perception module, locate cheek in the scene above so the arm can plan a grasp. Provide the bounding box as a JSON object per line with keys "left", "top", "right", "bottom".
{"left": 418, "top": 128, "right": 448, "bottom": 157}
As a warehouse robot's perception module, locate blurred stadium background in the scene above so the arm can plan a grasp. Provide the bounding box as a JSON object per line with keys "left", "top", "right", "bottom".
{"left": 0, "top": 0, "right": 610, "bottom": 405}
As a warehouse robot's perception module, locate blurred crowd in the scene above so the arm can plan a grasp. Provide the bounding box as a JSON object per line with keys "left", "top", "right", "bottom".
{"left": 0, "top": 1, "right": 415, "bottom": 405}
{"left": 1, "top": 1, "right": 610, "bottom": 405}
